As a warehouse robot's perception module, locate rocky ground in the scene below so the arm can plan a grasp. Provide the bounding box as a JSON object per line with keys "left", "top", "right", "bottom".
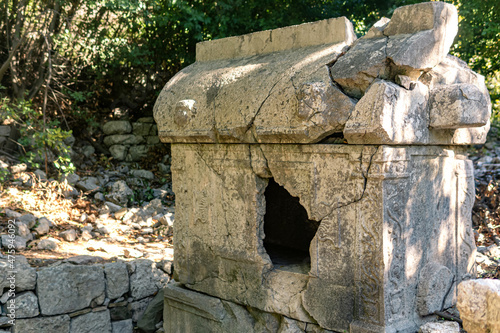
{"left": 469, "top": 125, "right": 500, "bottom": 278}
{"left": 0, "top": 139, "right": 174, "bottom": 267}
{"left": 0, "top": 126, "right": 500, "bottom": 333}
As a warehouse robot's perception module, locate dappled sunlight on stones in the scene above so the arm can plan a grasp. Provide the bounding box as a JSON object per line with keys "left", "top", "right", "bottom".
{"left": 154, "top": 1, "right": 488, "bottom": 332}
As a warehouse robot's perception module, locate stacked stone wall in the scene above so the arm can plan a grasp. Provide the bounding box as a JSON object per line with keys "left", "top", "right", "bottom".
{"left": 103, "top": 118, "right": 160, "bottom": 162}
{"left": 0, "top": 256, "right": 171, "bottom": 333}
{"left": 0, "top": 125, "right": 18, "bottom": 155}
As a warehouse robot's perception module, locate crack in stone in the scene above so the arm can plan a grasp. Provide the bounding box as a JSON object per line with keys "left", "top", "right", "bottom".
{"left": 244, "top": 76, "right": 284, "bottom": 140}
{"left": 316, "top": 146, "right": 379, "bottom": 221}
{"left": 248, "top": 145, "right": 272, "bottom": 178}
{"left": 194, "top": 147, "right": 224, "bottom": 179}
{"left": 290, "top": 76, "right": 326, "bottom": 124}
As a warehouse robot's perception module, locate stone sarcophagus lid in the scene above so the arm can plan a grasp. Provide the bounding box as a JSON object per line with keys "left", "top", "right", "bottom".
{"left": 154, "top": 2, "right": 491, "bottom": 332}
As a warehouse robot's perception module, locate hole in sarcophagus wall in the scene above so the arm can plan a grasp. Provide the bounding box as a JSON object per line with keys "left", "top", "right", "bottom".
{"left": 263, "top": 178, "right": 319, "bottom": 274}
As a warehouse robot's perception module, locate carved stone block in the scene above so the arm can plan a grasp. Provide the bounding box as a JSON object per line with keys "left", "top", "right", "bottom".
{"left": 169, "top": 143, "right": 476, "bottom": 332}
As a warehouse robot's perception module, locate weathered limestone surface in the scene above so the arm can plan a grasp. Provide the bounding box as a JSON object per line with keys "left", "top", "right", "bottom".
{"left": 457, "top": 279, "right": 500, "bottom": 333}
{"left": 127, "top": 259, "right": 170, "bottom": 300}
{"left": 164, "top": 282, "right": 331, "bottom": 333}
{"left": 416, "top": 263, "right": 454, "bottom": 315}
{"left": 104, "top": 261, "right": 130, "bottom": 300}
{"left": 154, "top": 17, "right": 357, "bottom": 144}
{"left": 330, "top": 2, "right": 490, "bottom": 145}
{"left": 0, "top": 255, "right": 36, "bottom": 293}
{"left": 14, "top": 291, "right": 40, "bottom": 318}
{"left": 419, "top": 321, "right": 460, "bottom": 333}
{"left": 155, "top": 2, "right": 486, "bottom": 333}
{"left": 196, "top": 17, "right": 356, "bottom": 62}
{"left": 384, "top": 2, "right": 458, "bottom": 69}
{"left": 111, "top": 319, "right": 133, "bottom": 333}
{"left": 37, "top": 264, "right": 106, "bottom": 315}
{"left": 429, "top": 84, "right": 491, "bottom": 129}
{"left": 170, "top": 143, "right": 476, "bottom": 332}
{"left": 155, "top": 2, "right": 490, "bottom": 147}
{"left": 69, "top": 310, "right": 112, "bottom": 333}
{"left": 332, "top": 2, "right": 457, "bottom": 96}
{"left": 102, "top": 121, "right": 132, "bottom": 135}
{"left": 12, "top": 315, "right": 70, "bottom": 333}
{"left": 343, "top": 80, "right": 429, "bottom": 144}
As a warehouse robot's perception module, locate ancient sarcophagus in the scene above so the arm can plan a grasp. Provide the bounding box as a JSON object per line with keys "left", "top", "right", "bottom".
{"left": 154, "top": 2, "right": 491, "bottom": 332}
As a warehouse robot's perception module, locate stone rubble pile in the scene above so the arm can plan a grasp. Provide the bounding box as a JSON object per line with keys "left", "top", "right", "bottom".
{"left": 0, "top": 255, "right": 172, "bottom": 333}
{"left": 331, "top": 2, "right": 491, "bottom": 145}
{"left": 0, "top": 160, "right": 174, "bottom": 257}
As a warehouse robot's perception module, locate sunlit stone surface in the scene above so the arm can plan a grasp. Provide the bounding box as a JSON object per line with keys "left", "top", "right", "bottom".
{"left": 154, "top": 2, "right": 489, "bottom": 332}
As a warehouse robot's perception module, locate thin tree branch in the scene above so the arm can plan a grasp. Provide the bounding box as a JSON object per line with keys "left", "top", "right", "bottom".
{"left": 42, "top": 32, "right": 52, "bottom": 176}
{"left": 0, "top": 36, "right": 25, "bottom": 83}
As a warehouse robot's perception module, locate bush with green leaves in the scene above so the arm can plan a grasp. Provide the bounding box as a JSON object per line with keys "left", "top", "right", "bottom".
{"left": 0, "top": 95, "right": 75, "bottom": 175}
{"left": 1, "top": 0, "right": 499, "bottom": 134}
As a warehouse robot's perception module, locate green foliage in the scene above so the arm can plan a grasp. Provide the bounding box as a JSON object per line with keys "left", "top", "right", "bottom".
{"left": 0, "top": 167, "right": 10, "bottom": 184}
{"left": 446, "top": 0, "right": 500, "bottom": 129}
{"left": 449, "top": 0, "right": 500, "bottom": 75}
{"left": 1, "top": 0, "right": 499, "bottom": 131}
{"left": 488, "top": 73, "right": 500, "bottom": 131}
{"left": 0, "top": 97, "right": 75, "bottom": 174}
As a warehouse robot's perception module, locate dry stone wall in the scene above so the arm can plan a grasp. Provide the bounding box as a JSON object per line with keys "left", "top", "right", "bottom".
{"left": 0, "top": 255, "right": 171, "bottom": 333}
{"left": 103, "top": 117, "right": 160, "bottom": 162}
{"left": 0, "top": 125, "right": 18, "bottom": 155}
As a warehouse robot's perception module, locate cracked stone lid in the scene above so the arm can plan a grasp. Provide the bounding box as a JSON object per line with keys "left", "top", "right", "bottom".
{"left": 154, "top": 1, "right": 491, "bottom": 145}
{"left": 154, "top": 17, "right": 357, "bottom": 144}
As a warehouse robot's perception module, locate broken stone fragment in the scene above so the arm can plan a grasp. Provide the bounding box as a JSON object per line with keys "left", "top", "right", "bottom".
{"left": 457, "top": 279, "right": 500, "bottom": 333}
{"left": 429, "top": 83, "right": 491, "bottom": 129}
{"left": 34, "top": 217, "right": 51, "bottom": 235}
{"left": 109, "top": 144, "right": 128, "bottom": 161}
{"left": 295, "top": 81, "right": 356, "bottom": 137}
{"left": 37, "top": 238, "right": 59, "bottom": 251}
{"left": 59, "top": 229, "right": 77, "bottom": 242}
{"left": 105, "top": 180, "right": 133, "bottom": 206}
{"left": 331, "top": 2, "right": 459, "bottom": 99}
{"left": 416, "top": 262, "right": 453, "bottom": 316}
{"left": 76, "top": 176, "right": 100, "bottom": 193}
{"left": 330, "top": 37, "right": 389, "bottom": 99}
{"left": 387, "top": 30, "right": 448, "bottom": 72}
{"left": 343, "top": 79, "right": 429, "bottom": 144}
{"left": 363, "top": 17, "right": 390, "bottom": 39}
{"left": 15, "top": 221, "right": 32, "bottom": 240}
{"left": 19, "top": 213, "right": 37, "bottom": 228}
{"left": 395, "top": 74, "right": 413, "bottom": 90}
{"left": 384, "top": 2, "right": 458, "bottom": 70}
{"left": 420, "top": 55, "right": 481, "bottom": 88}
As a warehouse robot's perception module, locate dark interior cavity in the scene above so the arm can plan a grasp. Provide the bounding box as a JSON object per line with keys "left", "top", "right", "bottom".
{"left": 263, "top": 178, "right": 319, "bottom": 273}
{"left": 317, "top": 132, "right": 346, "bottom": 144}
